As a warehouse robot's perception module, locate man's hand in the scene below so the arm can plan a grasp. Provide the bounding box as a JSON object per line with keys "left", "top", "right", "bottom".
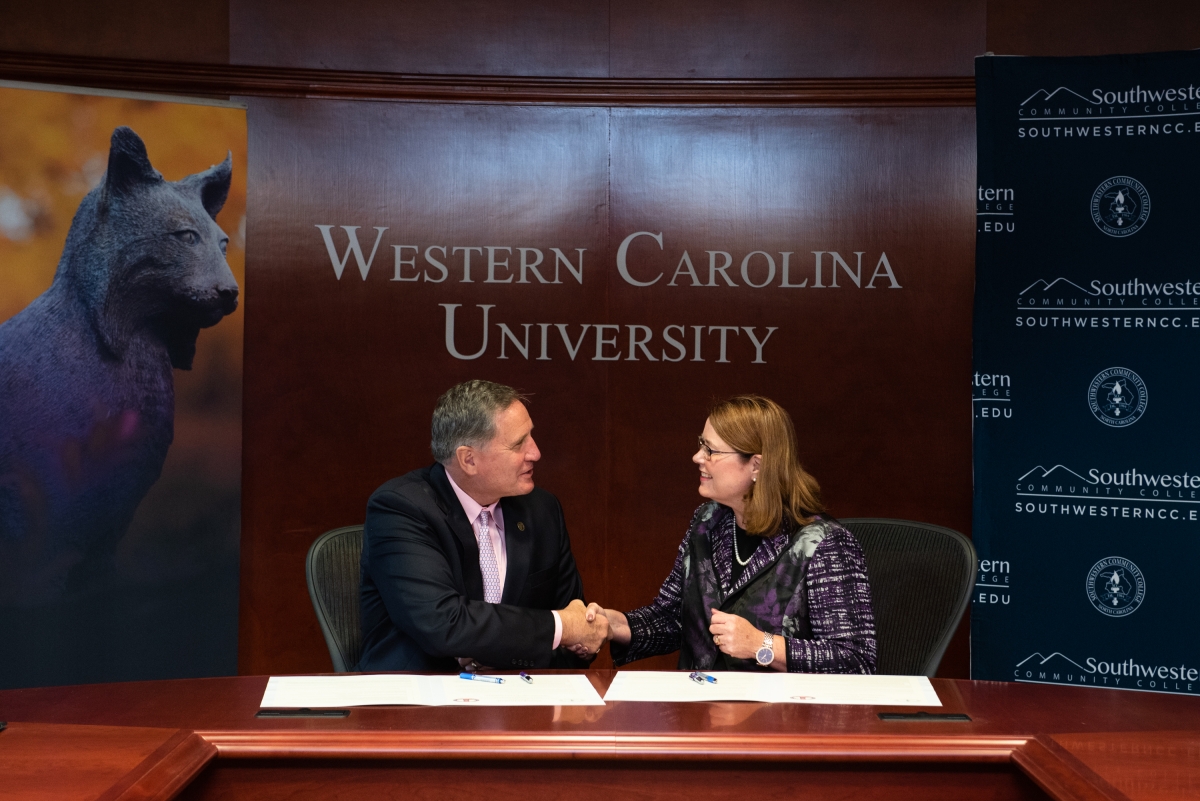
{"left": 559, "top": 598, "right": 609, "bottom": 656}
{"left": 568, "top": 603, "right": 632, "bottom": 657}
{"left": 568, "top": 603, "right": 606, "bottom": 658}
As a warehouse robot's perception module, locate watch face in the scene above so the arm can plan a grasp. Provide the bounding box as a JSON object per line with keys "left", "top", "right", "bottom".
{"left": 756, "top": 646, "right": 774, "bottom": 665}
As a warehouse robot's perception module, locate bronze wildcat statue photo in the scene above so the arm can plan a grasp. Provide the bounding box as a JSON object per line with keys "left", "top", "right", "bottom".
{"left": 0, "top": 126, "right": 239, "bottom": 606}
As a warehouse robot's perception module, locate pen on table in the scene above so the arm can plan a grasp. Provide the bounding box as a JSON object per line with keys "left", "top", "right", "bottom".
{"left": 519, "top": 672, "right": 533, "bottom": 684}
{"left": 690, "top": 671, "right": 718, "bottom": 684}
{"left": 459, "top": 672, "right": 505, "bottom": 684}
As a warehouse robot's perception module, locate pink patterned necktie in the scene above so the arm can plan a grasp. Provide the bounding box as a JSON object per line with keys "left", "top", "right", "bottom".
{"left": 476, "top": 509, "right": 502, "bottom": 603}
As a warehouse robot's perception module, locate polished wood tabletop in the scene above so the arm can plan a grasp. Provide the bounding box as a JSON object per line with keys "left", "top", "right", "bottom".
{"left": 0, "top": 722, "right": 213, "bottom": 801}
{"left": 1, "top": 673, "right": 1197, "bottom": 801}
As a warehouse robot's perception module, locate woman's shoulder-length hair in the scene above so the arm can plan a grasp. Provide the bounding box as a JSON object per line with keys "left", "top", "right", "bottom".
{"left": 708, "top": 395, "right": 825, "bottom": 537}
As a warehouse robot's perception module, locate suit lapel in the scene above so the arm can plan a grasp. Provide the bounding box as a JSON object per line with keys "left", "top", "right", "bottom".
{"left": 725, "top": 527, "right": 791, "bottom": 600}
{"left": 499, "top": 495, "right": 532, "bottom": 604}
{"left": 428, "top": 462, "right": 485, "bottom": 600}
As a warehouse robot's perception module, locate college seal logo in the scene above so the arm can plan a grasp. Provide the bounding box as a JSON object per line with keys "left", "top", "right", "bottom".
{"left": 1091, "top": 177, "right": 1150, "bottom": 237}
{"left": 1088, "top": 367, "right": 1147, "bottom": 427}
{"left": 1086, "top": 557, "right": 1145, "bottom": 617}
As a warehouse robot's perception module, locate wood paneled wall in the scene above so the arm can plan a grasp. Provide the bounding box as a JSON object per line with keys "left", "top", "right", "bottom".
{"left": 239, "top": 99, "right": 975, "bottom": 676}
{"left": 230, "top": 0, "right": 984, "bottom": 77}
{"left": 0, "top": 0, "right": 227, "bottom": 63}
{"left": 987, "top": 0, "right": 1200, "bottom": 57}
{"left": 2, "top": 0, "right": 1199, "bottom": 683}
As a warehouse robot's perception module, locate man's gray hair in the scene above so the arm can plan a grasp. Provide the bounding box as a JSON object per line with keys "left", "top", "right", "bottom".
{"left": 431, "top": 380, "right": 527, "bottom": 463}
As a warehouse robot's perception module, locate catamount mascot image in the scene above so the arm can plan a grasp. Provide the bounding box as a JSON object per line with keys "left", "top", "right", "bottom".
{"left": 0, "top": 127, "right": 238, "bottom": 606}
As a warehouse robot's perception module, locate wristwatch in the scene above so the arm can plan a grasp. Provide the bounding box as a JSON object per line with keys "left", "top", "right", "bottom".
{"left": 755, "top": 632, "right": 775, "bottom": 666}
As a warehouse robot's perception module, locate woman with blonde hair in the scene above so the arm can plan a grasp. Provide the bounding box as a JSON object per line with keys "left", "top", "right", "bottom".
{"left": 585, "top": 395, "right": 876, "bottom": 673}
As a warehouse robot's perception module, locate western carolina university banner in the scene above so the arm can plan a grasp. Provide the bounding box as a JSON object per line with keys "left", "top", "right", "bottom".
{"left": 973, "top": 51, "right": 1200, "bottom": 696}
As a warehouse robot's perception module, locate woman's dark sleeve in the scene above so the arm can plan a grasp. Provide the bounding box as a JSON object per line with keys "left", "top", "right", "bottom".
{"left": 785, "top": 527, "right": 878, "bottom": 674}
{"left": 610, "top": 533, "right": 690, "bottom": 666}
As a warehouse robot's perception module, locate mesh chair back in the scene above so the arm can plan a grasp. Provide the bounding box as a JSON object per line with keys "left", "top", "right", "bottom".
{"left": 305, "top": 525, "right": 364, "bottom": 673}
{"left": 840, "top": 518, "right": 975, "bottom": 677}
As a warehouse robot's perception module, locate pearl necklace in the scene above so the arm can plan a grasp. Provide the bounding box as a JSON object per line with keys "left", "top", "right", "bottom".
{"left": 733, "top": 525, "right": 752, "bottom": 566}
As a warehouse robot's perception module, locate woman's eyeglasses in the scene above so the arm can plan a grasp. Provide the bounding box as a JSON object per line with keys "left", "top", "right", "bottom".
{"left": 697, "top": 436, "right": 747, "bottom": 460}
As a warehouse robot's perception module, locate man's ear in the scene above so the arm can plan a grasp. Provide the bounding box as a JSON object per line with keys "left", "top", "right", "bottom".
{"left": 455, "top": 445, "right": 478, "bottom": 476}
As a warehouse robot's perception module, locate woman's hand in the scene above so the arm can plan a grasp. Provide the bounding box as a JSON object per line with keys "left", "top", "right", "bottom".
{"left": 567, "top": 604, "right": 632, "bottom": 657}
{"left": 709, "top": 609, "right": 767, "bottom": 661}
{"left": 590, "top": 604, "right": 631, "bottom": 645}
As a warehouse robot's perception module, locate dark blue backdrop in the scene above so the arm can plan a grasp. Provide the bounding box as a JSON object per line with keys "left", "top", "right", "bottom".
{"left": 972, "top": 51, "right": 1200, "bottom": 696}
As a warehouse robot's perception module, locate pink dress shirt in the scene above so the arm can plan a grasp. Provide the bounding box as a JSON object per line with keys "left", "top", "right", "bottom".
{"left": 445, "top": 471, "right": 562, "bottom": 649}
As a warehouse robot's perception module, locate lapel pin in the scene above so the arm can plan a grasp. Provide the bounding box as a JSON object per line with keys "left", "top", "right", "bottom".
{"left": 517, "top": 522, "right": 525, "bottom": 531}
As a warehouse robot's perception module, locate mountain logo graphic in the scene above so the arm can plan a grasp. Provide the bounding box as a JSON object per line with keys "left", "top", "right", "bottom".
{"left": 1020, "top": 87, "right": 1098, "bottom": 106}
{"left": 1016, "top": 465, "right": 1095, "bottom": 484}
{"left": 1091, "top": 177, "right": 1150, "bottom": 237}
{"left": 1018, "top": 278, "right": 1098, "bottom": 298}
{"left": 1087, "top": 556, "right": 1145, "bottom": 617}
{"left": 1015, "top": 652, "right": 1091, "bottom": 672}
{"left": 1089, "top": 367, "right": 1147, "bottom": 428}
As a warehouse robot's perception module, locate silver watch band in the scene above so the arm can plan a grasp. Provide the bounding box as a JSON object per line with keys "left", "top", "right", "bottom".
{"left": 756, "top": 632, "right": 774, "bottom": 666}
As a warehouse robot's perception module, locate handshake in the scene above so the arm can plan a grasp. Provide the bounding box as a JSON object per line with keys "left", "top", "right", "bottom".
{"left": 557, "top": 599, "right": 632, "bottom": 659}
{"left": 459, "top": 600, "right": 631, "bottom": 671}
{"left": 559, "top": 600, "right": 766, "bottom": 663}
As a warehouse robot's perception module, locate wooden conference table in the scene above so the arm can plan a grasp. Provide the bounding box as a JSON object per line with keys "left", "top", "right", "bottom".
{"left": 0, "top": 672, "right": 1197, "bottom": 801}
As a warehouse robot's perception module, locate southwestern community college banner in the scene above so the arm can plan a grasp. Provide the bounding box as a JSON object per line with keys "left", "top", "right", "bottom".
{"left": 973, "top": 51, "right": 1200, "bottom": 696}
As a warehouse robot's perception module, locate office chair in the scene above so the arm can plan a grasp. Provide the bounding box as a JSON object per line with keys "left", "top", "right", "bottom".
{"left": 305, "top": 525, "right": 364, "bottom": 673}
{"left": 839, "top": 518, "right": 976, "bottom": 677}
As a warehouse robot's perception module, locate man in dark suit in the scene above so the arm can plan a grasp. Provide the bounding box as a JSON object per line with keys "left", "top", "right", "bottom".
{"left": 356, "top": 380, "right": 606, "bottom": 671}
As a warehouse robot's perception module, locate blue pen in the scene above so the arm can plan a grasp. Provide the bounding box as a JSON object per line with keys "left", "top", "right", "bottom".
{"left": 690, "top": 671, "right": 718, "bottom": 684}
{"left": 459, "top": 672, "right": 505, "bottom": 684}
{"left": 519, "top": 672, "right": 533, "bottom": 684}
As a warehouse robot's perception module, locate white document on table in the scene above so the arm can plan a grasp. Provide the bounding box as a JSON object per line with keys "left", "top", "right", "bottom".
{"left": 260, "top": 674, "right": 605, "bottom": 708}
{"left": 774, "top": 673, "right": 942, "bottom": 706}
{"left": 261, "top": 674, "right": 429, "bottom": 707}
{"left": 603, "top": 671, "right": 942, "bottom": 706}
{"left": 602, "top": 670, "right": 768, "bottom": 703}
{"left": 431, "top": 674, "right": 605, "bottom": 706}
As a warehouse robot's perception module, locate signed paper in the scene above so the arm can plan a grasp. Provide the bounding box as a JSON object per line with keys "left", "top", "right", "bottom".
{"left": 261, "top": 673, "right": 605, "bottom": 708}
{"left": 603, "top": 671, "right": 942, "bottom": 706}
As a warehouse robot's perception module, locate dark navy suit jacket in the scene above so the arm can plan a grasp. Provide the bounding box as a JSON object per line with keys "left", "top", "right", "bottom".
{"left": 356, "top": 462, "right": 589, "bottom": 672}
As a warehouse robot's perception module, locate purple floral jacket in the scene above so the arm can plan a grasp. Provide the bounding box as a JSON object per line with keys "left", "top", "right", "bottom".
{"left": 612, "top": 501, "right": 877, "bottom": 673}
